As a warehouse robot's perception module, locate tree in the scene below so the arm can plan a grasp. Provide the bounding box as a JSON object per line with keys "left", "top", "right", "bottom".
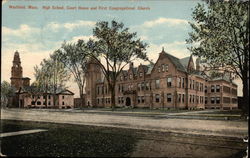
{"left": 86, "top": 20, "right": 148, "bottom": 108}
{"left": 34, "top": 52, "right": 70, "bottom": 107}
{"left": 57, "top": 40, "right": 89, "bottom": 107}
{"left": 1, "top": 81, "right": 15, "bottom": 108}
{"left": 186, "top": 1, "right": 249, "bottom": 114}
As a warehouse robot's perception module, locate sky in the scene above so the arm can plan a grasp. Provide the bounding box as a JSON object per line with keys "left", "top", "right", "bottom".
{"left": 1, "top": 0, "right": 243, "bottom": 97}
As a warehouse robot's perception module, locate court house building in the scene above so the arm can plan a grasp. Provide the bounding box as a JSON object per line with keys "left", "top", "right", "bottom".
{"left": 85, "top": 48, "right": 238, "bottom": 110}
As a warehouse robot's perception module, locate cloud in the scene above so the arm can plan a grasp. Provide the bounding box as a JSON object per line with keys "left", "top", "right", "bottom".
{"left": 142, "top": 17, "right": 189, "bottom": 28}
{"left": 2, "top": 25, "right": 40, "bottom": 40}
{"left": 47, "top": 20, "right": 95, "bottom": 31}
{"left": 146, "top": 41, "right": 190, "bottom": 62}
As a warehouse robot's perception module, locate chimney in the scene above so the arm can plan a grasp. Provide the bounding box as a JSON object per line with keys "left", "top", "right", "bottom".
{"left": 196, "top": 57, "right": 201, "bottom": 71}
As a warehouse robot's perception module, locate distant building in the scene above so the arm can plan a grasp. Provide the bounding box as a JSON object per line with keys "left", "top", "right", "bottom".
{"left": 9, "top": 51, "right": 74, "bottom": 108}
{"left": 85, "top": 48, "right": 238, "bottom": 110}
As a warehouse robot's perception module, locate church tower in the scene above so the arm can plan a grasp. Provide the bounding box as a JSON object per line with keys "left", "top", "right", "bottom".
{"left": 10, "top": 51, "right": 23, "bottom": 90}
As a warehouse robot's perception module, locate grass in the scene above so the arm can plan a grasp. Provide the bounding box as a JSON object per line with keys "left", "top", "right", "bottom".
{"left": 1, "top": 120, "right": 138, "bottom": 157}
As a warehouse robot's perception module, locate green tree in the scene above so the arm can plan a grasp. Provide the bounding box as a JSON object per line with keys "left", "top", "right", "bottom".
{"left": 186, "top": 1, "right": 249, "bottom": 115}
{"left": 34, "top": 52, "right": 70, "bottom": 107}
{"left": 1, "top": 81, "right": 15, "bottom": 108}
{"left": 86, "top": 20, "right": 148, "bottom": 108}
{"left": 57, "top": 40, "right": 89, "bottom": 107}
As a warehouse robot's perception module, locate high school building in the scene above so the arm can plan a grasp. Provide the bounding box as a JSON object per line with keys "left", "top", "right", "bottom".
{"left": 85, "top": 48, "right": 238, "bottom": 110}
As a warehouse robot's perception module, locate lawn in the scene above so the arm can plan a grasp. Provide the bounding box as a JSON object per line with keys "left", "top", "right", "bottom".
{"left": 1, "top": 120, "right": 138, "bottom": 157}
{"left": 1, "top": 119, "right": 247, "bottom": 157}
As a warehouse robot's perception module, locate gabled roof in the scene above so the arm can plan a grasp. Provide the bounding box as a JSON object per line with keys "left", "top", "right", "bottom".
{"left": 160, "top": 50, "right": 186, "bottom": 72}
{"left": 56, "top": 89, "right": 74, "bottom": 95}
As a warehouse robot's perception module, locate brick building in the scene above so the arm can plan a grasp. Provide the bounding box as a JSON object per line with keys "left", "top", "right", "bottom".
{"left": 85, "top": 48, "right": 238, "bottom": 110}
{"left": 9, "top": 51, "right": 74, "bottom": 108}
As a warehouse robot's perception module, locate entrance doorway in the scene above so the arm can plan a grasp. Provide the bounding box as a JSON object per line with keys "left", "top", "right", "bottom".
{"left": 125, "top": 97, "right": 131, "bottom": 106}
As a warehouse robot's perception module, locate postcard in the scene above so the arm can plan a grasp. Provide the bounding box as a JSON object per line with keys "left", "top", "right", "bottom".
{"left": 1, "top": 0, "right": 248, "bottom": 157}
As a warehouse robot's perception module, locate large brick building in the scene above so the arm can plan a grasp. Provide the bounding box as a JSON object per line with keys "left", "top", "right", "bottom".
{"left": 9, "top": 51, "right": 74, "bottom": 108}
{"left": 85, "top": 48, "right": 238, "bottom": 110}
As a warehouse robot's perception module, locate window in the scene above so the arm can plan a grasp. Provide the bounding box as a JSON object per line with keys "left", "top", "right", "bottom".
{"left": 182, "top": 78, "right": 185, "bottom": 88}
{"left": 167, "top": 77, "right": 172, "bottom": 87}
{"left": 137, "top": 96, "right": 141, "bottom": 103}
{"left": 200, "top": 83, "right": 203, "bottom": 91}
{"left": 141, "top": 96, "right": 145, "bottom": 103}
{"left": 129, "top": 74, "right": 132, "bottom": 79}
{"left": 141, "top": 82, "right": 145, "bottom": 91}
{"left": 205, "top": 97, "right": 208, "bottom": 104}
{"left": 232, "top": 89, "right": 237, "bottom": 95}
{"left": 211, "top": 97, "right": 215, "bottom": 104}
{"left": 200, "top": 96, "right": 203, "bottom": 104}
{"left": 121, "top": 97, "right": 124, "bottom": 103}
{"left": 139, "top": 72, "right": 143, "bottom": 77}
{"left": 196, "top": 82, "right": 199, "bottom": 91}
{"left": 31, "top": 101, "right": 35, "bottom": 105}
{"left": 43, "top": 102, "right": 46, "bottom": 105}
{"left": 216, "top": 97, "right": 220, "bottom": 104}
{"left": 178, "top": 94, "right": 181, "bottom": 103}
{"left": 137, "top": 83, "right": 141, "bottom": 91}
{"left": 62, "top": 96, "right": 64, "bottom": 99}
{"left": 216, "top": 85, "right": 220, "bottom": 92}
{"left": 38, "top": 96, "right": 40, "bottom": 99}
{"left": 205, "top": 86, "right": 207, "bottom": 93}
{"left": 182, "top": 94, "right": 185, "bottom": 103}
{"left": 232, "top": 98, "right": 237, "bottom": 104}
{"left": 62, "top": 101, "right": 65, "bottom": 105}
{"left": 167, "top": 93, "right": 172, "bottom": 102}
{"left": 161, "top": 64, "right": 165, "bottom": 72}
{"left": 155, "top": 94, "right": 160, "bottom": 103}
{"left": 48, "top": 95, "right": 51, "bottom": 99}
{"left": 37, "top": 101, "right": 41, "bottom": 105}
{"left": 211, "top": 85, "right": 215, "bottom": 92}
{"left": 146, "top": 82, "right": 149, "bottom": 90}
{"left": 155, "top": 79, "right": 160, "bottom": 89}
{"left": 32, "top": 95, "right": 35, "bottom": 99}
{"left": 178, "top": 77, "right": 181, "bottom": 88}
{"left": 223, "top": 86, "right": 230, "bottom": 93}
{"left": 165, "top": 65, "right": 169, "bottom": 71}
{"left": 189, "top": 79, "right": 192, "bottom": 89}
{"left": 97, "top": 98, "right": 100, "bottom": 104}
{"left": 192, "top": 80, "right": 195, "bottom": 90}
{"left": 48, "top": 101, "right": 51, "bottom": 105}
{"left": 223, "top": 97, "right": 230, "bottom": 103}
{"left": 158, "top": 66, "right": 161, "bottom": 73}
{"left": 189, "top": 95, "right": 192, "bottom": 103}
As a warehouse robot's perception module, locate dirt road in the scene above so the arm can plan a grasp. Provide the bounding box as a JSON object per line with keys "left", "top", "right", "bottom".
{"left": 1, "top": 108, "right": 248, "bottom": 138}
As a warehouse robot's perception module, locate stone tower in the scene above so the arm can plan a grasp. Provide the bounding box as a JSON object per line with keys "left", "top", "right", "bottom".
{"left": 85, "top": 57, "right": 102, "bottom": 107}
{"left": 10, "top": 51, "right": 30, "bottom": 90}
{"left": 10, "top": 51, "right": 23, "bottom": 90}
